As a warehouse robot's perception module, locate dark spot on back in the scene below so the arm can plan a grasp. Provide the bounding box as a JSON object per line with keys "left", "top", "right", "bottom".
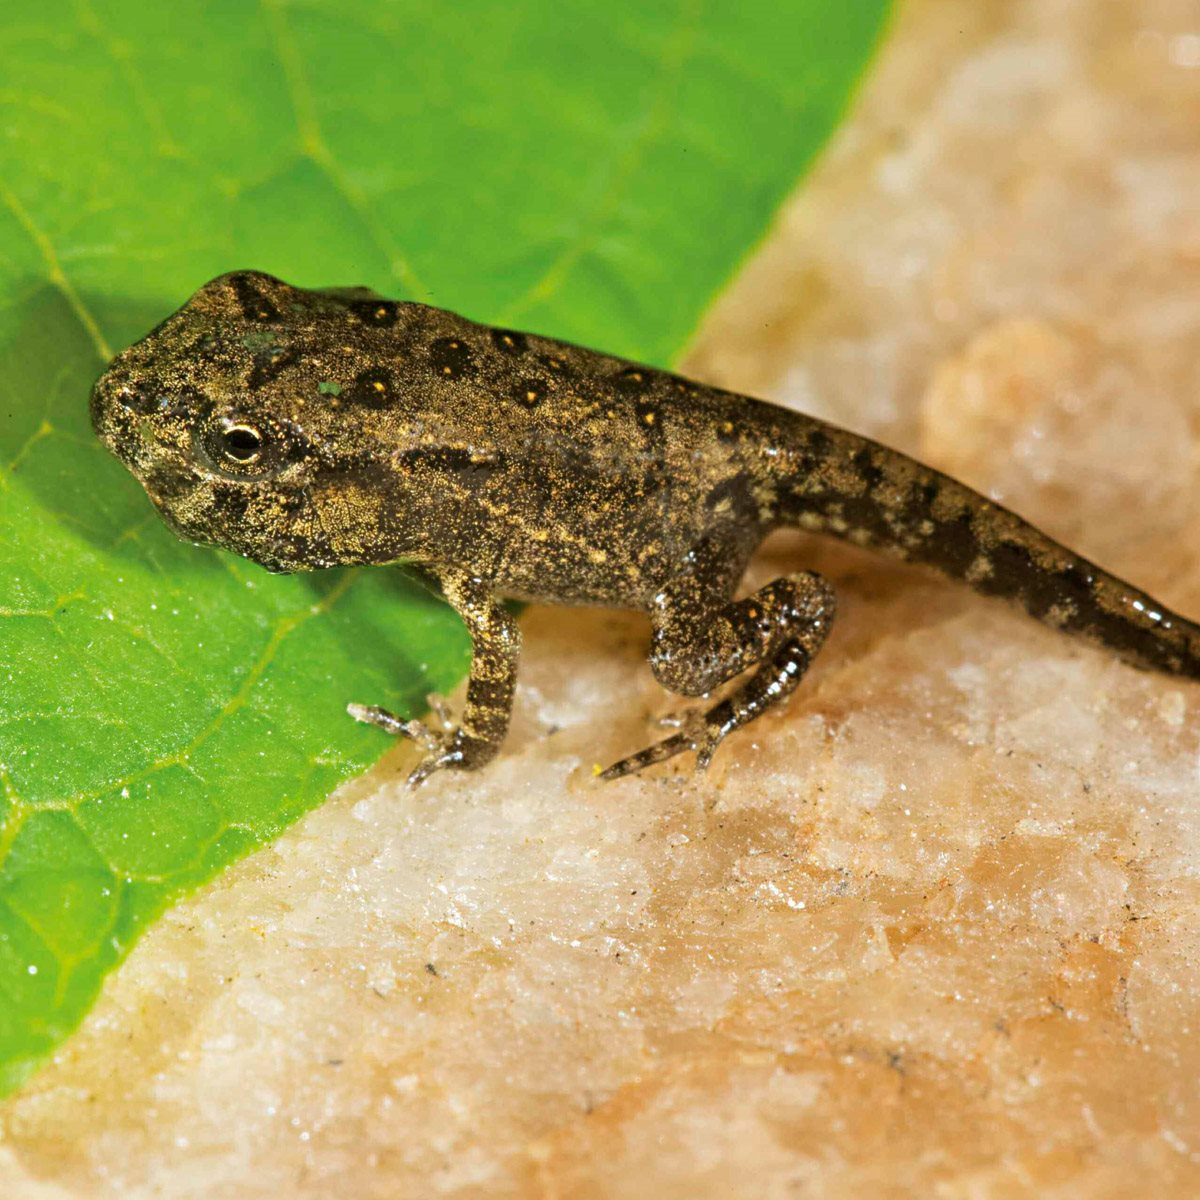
{"left": 537, "top": 352, "right": 573, "bottom": 378}
{"left": 348, "top": 298, "right": 400, "bottom": 327}
{"left": 430, "top": 337, "right": 474, "bottom": 379}
{"left": 615, "top": 366, "right": 650, "bottom": 392}
{"left": 491, "top": 328, "right": 528, "bottom": 356}
{"left": 347, "top": 367, "right": 395, "bottom": 409}
{"left": 192, "top": 333, "right": 222, "bottom": 362}
{"left": 232, "top": 274, "right": 279, "bottom": 323}
{"left": 635, "top": 400, "right": 660, "bottom": 431}
{"left": 514, "top": 379, "right": 545, "bottom": 408}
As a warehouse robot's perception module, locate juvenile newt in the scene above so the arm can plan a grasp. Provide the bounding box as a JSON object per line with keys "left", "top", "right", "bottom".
{"left": 90, "top": 271, "right": 1200, "bottom": 783}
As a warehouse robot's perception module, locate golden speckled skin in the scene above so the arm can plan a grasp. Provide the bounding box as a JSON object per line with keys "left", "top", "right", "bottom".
{"left": 92, "top": 272, "right": 1200, "bottom": 781}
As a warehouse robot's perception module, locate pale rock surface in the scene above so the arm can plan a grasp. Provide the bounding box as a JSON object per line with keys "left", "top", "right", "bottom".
{"left": 4, "top": 0, "right": 1200, "bottom": 1196}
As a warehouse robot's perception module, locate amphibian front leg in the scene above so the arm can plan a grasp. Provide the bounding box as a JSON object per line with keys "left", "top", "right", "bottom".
{"left": 349, "top": 566, "right": 521, "bottom": 785}
{"left": 603, "top": 539, "right": 837, "bottom": 778}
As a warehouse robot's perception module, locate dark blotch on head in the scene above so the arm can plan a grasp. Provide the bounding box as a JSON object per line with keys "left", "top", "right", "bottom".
{"left": 348, "top": 298, "right": 400, "bottom": 327}
{"left": 114, "top": 383, "right": 160, "bottom": 415}
{"left": 248, "top": 346, "right": 300, "bottom": 391}
{"left": 232, "top": 274, "right": 280, "bottom": 323}
{"left": 491, "top": 328, "right": 527, "bottom": 356}
{"left": 347, "top": 367, "right": 396, "bottom": 409}
{"left": 430, "top": 337, "right": 474, "bottom": 379}
{"left": 116, "top": 382, "right": 200, "bottom": 420}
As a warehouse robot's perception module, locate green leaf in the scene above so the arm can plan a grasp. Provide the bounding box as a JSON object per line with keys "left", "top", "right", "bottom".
{"left": 0, "top": 0, "right": 891, "bottom": 1094}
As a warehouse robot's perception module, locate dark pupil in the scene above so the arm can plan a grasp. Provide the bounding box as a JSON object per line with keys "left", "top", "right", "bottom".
{"left": 223, "top": 426, "right": 262, "bottom": 460}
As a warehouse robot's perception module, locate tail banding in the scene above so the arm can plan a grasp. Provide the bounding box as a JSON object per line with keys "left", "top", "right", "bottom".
{"left": 777, "top": 416, "right": 1200, "bottom": 680}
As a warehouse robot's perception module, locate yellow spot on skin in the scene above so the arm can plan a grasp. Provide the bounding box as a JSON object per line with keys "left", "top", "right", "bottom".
{"left": 374, "top": 307, "right": 387, "bottom": 319}
{"left": 746, "top": 607, "right": 759, "bottom": 619}
{"left": 628, "top": 371, "right": 644, "bottom": 383}
{"left": 721, "top": 420, "right": 734, "bottom": 434}
{"left": 642, "top": 411, "right": 656, "bottom": 425}
{"left": 592, "top": 763, "right": 604, "bottom": 777}
{"left": 606, "top": 409, "right": 617, "bottom": 418}
{"left": 372, "top": 381, "right": 386, "bottom": 392}
{"left": 526, "top": 390, "right": 538, "bottom": 403}
{"left": 442, "top": 366, "right": 452, "bottom": 375}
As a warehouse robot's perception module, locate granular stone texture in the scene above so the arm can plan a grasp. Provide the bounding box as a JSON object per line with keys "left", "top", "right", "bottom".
{"left": 3, "top": 0, "right": 1199, "bottom": 1195}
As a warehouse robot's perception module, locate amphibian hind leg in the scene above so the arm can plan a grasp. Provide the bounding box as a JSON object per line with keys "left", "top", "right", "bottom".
{"left": 349, "top": 566, "right": 521, "bottom": 786}
{"left": 602, "top": 567, "right": 836, "bottom": 780}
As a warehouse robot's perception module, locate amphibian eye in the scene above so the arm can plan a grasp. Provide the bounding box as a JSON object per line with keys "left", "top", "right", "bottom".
{"left": 222, "top": 424, "right": 264, "bottom": 462}
{"left": 196, "top": 410, "right": 298, "bottom": 479}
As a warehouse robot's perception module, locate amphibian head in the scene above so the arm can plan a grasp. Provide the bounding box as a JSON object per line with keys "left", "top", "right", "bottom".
{"left": 91, "top": 270, "right": 434, "bottom": 573}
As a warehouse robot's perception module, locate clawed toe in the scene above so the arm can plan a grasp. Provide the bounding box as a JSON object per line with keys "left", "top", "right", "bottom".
{"left": 599, "top": 711, "right": 721, "bottom": 781}
{"left": 347, "top": 702, "right": 501, "bottom": 787}
{"left": 425, "top": 692, "right": 456, "bottom": 730}
{"left": 347, "top": 702, "right": 442, "bottom": 751}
